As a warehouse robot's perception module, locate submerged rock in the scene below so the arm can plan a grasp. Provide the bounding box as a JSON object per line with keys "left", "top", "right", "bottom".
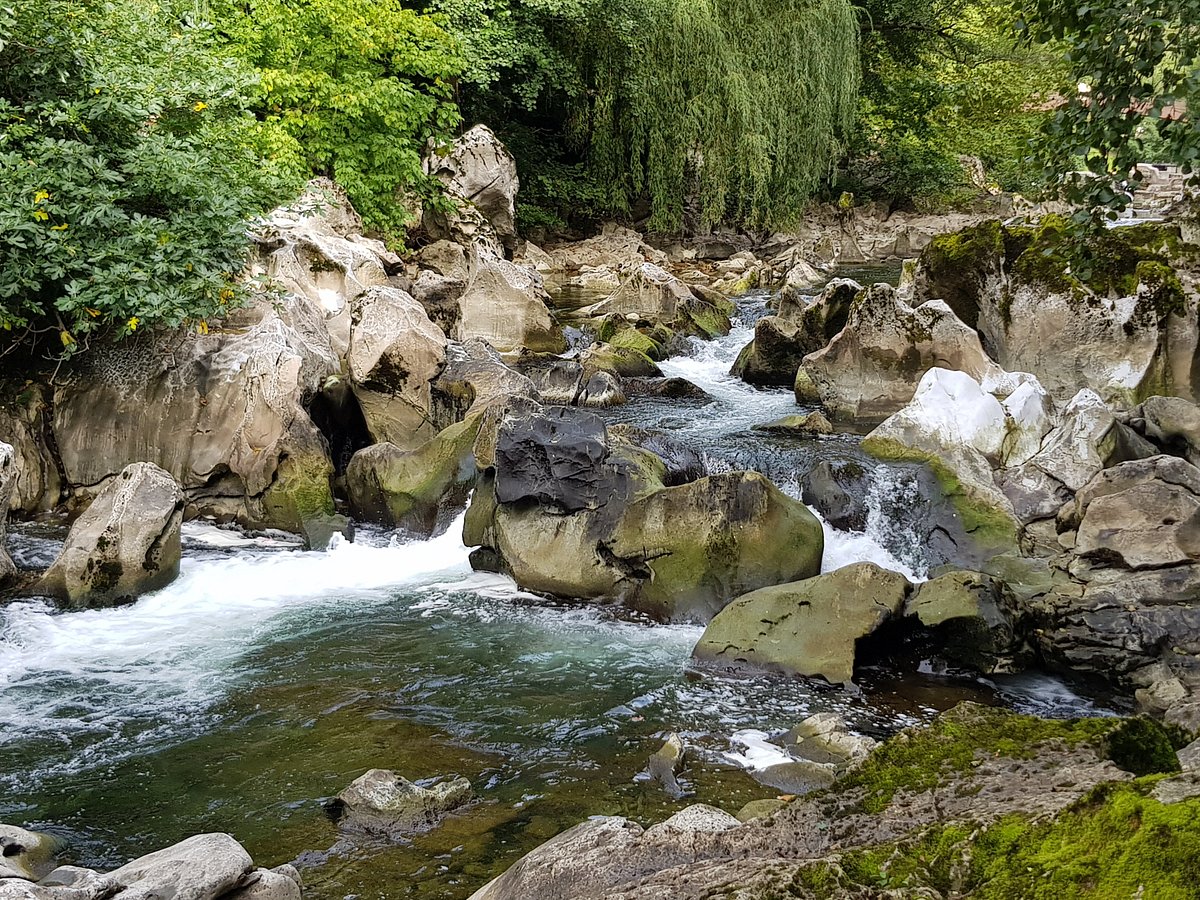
{"left": 37, "top": 463, "right": 184, "bottom": 608}
{"left": 328, "top": 769, "right": 472, "bottom": 836}
{"left": 692, "top": 562, "right": 911, "bottom": 684}
{"left": 752, "top": 412, "right": 833, "bottom": 436}
{"left": 647, "top": 733, "right": 688, "bottom": 799}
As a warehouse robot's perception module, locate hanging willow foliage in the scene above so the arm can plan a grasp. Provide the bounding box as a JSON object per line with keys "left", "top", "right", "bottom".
{"left": 580, "top": 0, "right": 861, "bottom": 230}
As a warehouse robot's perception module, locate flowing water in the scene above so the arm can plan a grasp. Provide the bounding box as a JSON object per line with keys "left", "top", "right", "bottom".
{"left": 1, "top": 283, "right": 1115, "bottom": 899}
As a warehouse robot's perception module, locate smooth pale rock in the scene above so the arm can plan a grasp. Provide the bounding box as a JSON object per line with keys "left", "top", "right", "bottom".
{"left": 424, "top": 124, "right": 520, "bottom": 252}
{"left": 1179, "top": 738, "right": 1200, "bottom": 771}
{"left": 221, "top": 868, "right": 302, "bottom": 900}
{"left": 794, "top": 284, "right": 1010, "bottom": 422}
{"left": 0, "top": 826, "right": 62, "bottom": 881}
{"left": 347, "top": 286, "right": 447, "bottom": 449}
{"left": 547, "top": 226, "right": 667, "bottom": 272}
{"left": 37, "top": 463, "right": 184, "bottom": 608}
{"left": 456, "top": 247, "right": 565, "bottom": 353}
{"left": 105, "top": 833, "right": 254, "bottom": 900}
{"left": 783, "top": 713, "right": 877, "bottom": 767}
{"left": 648, "top": 733, "right": 688, "bottom": 799}
{"left": 0, "top": 443, "right": 15, "bottom": 584}
{"left": 330, "top": 769, "right": 472, "bottom": 836}
{"left": 1133, "top": 395, "right": 1200, "bottom": 467}
{"left": 693, "top": 562, "right": 911, "bottom": 684}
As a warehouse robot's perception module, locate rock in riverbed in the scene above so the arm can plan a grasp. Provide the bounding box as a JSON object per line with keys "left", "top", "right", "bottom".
{"left": 37, "top": 462, "right": 184, "bottom": 608}
{"left": 327, "top": 769, "right": 472, "bottom": 837}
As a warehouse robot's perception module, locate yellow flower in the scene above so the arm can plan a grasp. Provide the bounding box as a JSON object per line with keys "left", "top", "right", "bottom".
{"left": 32, "top": 210, "right": 49, "bottom": 221}
{"left": 193, "top": 101, "right": 208, "bottom": 111}
{"left": 51, "top": 223, "right": 69, "bottom": 231}
{"left": 127, "top": 316, "right": 140, "bottom": 331}
{"left": 197, "top": 320, "right": 209, "bottom": 335}
{"left": 33, "top": 190, "right": 49, "bottom": 203}
{"left": 60, "top": 330, "right": 75, "bottom": 347}
{"left": 84, "top": 308, "right": 101, "bottom": 318}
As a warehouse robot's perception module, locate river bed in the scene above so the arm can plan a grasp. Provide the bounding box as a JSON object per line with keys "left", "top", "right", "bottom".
{"left": 1, "top": 283, "right": 1116, "bottom": 899}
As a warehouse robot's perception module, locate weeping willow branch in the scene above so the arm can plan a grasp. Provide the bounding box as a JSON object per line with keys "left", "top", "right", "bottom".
{"left": 575, "top": 0, "right": 860, "bottom": 231}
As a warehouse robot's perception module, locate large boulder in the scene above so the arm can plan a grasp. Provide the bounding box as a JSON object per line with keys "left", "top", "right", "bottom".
{"left": 906, "top": 571, "right": 1015, "bottom": 672}
{"left": 432, "top": 339, "right": 540, "bottom": 426}
{"left": 328, "top": 769, "right": 472, "bottom": 837}
{"left": 581, "top": 263, "right": 730, "bottom": 339}
{"left": 546, "top": 225, "right": 667, "bottom": 273}
{"left": 102, "top": 833, "right": 255, "bottom": 900}
{"left": 455, "top": 246, "right": 566, "bottom": 353}
{"left": 0, "top": 443, "right": 15, "bottom": 585}
{"left": 1022, "top": 456, "right": 1200, "bottom": 684}
{"left": 345, "top": 417, "right": 482, "bottom": 533}
{"left": 794, "top": 283, "right": 1011, "bottom": 422}
{"left": 692, "top": 563, "right": 911, "bottom": 684}
{"left": 732, "top": 279, "right": 858, "bottom": 386}
{"left": 913, "top": 219, "right": 1200, "bottom": 405}
{"left": 423, "top": 125, "right": 520, "bottom": 253}
{"left": 0, "top": 385, "right": 60, "bottom": 514}
{"left": 37, "top": 463, "right": 184, "bottom": 608}
{"left": 347, "top": 287, "right": 447, "bottom": 449}
{"left": 465, "top": 406, "right": 824, "bottom": 622}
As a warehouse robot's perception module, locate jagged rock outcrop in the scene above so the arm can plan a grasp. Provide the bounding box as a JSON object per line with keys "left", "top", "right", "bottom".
{"left": 0, "top": 385, "right": 59, "bottom": 515}
{"left": 1024, "top": 456, "right": 1200, "bottom": 690}
{"left": 36, "top": 463, "right": 184, "bottom": 608}
{"left": 732, "top": 279, "right": 858, "bottom": 386}
{"left": 692, "top": 563, "right": 911, "bottom": 684}
{"left": 464, "top": 405, "right": 823, "bottom": 622}
{"left": 455, "top": 246, "right": 565, "bottom": 353}
{"left": 423, "top": 124, "right": 520, "bottom": 253}
{"left": 794, "top": 283, "right": 1014, "bottom": 422}
{"left": 546, "top": 225, "right": 667, "bottom": 276}
{"left": 913, "top": 219, "right": 1200, "bottom": 405}
{"left": 0, "top": 831, "right": 301, "bottom": 900}
{"left": 327, "top": 769, "right": 472, "bottom": 837}
{"left": 579, "top": 263, "right": 731, "bottom": 340}
{"left": 0, "top": 443, "right": 16, "bottom": 585}
{"left": 347, "top": 286, "right": 447, "bottom": 448}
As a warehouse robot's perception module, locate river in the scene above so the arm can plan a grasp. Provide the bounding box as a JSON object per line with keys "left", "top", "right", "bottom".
{"left": 0, "top": 282, "right": 1114, "bottom": 898}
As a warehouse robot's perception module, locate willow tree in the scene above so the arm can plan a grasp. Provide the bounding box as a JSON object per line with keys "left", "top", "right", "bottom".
{"left": 586, "top": 0, "right": 861, "bottom": 230}
{"left": 435, "top": 0, "right": 860, "bottom": 231}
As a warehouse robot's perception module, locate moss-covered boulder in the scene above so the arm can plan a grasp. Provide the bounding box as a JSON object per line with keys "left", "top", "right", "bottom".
{"left": 581, "top": 263, "right": 731, "bottom": 340}
{"left": 346, "top": 417, "right": 483, "bottom": 534}
{"left": 464, "top": 406, "right": 823, "bottom": 622}
{"left": 906, "top": 570, "right": 1015, "bottom": 672}
{"left": 692, "top": 563, "right": 911, "bottom": 684}
{"left": 913, "top": 218, "right": 1200, "bottom": 406}
{"left": 468, "top": 704, "right": 1194, "bottom": 900}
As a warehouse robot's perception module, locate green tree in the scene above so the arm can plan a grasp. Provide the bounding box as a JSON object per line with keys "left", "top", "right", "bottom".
{"left": 433, "top": 0, "right": 861, "bottom": 232}
{"left": 217, "top": 0, "right": 464, "bottom": 240}
{"left": 0, "top": 0, "right": 293, "bottom": 357}
{"left": 1017, "top": 0, "right": 1199, "bottom": 220}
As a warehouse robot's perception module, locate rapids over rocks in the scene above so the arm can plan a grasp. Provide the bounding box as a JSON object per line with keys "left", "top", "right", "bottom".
{"left": 0, "top": 282, "right": 1115, "bottom": 899}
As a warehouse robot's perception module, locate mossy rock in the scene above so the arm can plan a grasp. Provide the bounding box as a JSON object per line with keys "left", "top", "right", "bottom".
{"left": 582, "top": 342, "right": 661, "bottom": 378}
{"left": 605, "top": 325, "right": 666, "bottom": 361}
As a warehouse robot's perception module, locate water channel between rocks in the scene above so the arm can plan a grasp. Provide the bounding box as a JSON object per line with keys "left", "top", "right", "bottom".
{"left": 1, "top": 274, "right": 1117, "bottom": 900}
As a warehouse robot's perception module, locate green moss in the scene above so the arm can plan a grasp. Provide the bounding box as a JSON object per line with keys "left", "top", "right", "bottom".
{"left": 839, "top": 704, "right": 1114, "bottom": 814}
{"left": 1104, "top": 716, "right": 1183, "bottom": 777}
{"left": 860, "top": 436, "right": 1018, "bottom": 551}
{"left": 685, "top": 299, "right": 732, "bottom": 338}
{"left": 919, "top": 219, "right": 1005, "bottom": 327}
{"left": 605, "top": 325, "right": 664, "bottom": 360}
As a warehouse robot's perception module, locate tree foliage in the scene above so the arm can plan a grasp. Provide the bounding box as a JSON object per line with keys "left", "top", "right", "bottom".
{"left": 1017, "top": 0, "right": 1199, "bottom": 220}
{"left": 434, "top": 0, "right": 861, "bottom": 231}
{"left": 216, "top": 0, "right": 464, "bottom": 240}
{"left": 0, "top": 0, "right": 293, "bottom": 355}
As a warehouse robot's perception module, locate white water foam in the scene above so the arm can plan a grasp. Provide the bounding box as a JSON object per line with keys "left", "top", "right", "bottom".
{"left": 0, "top": 512, "right": 474, "bottom": 751}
